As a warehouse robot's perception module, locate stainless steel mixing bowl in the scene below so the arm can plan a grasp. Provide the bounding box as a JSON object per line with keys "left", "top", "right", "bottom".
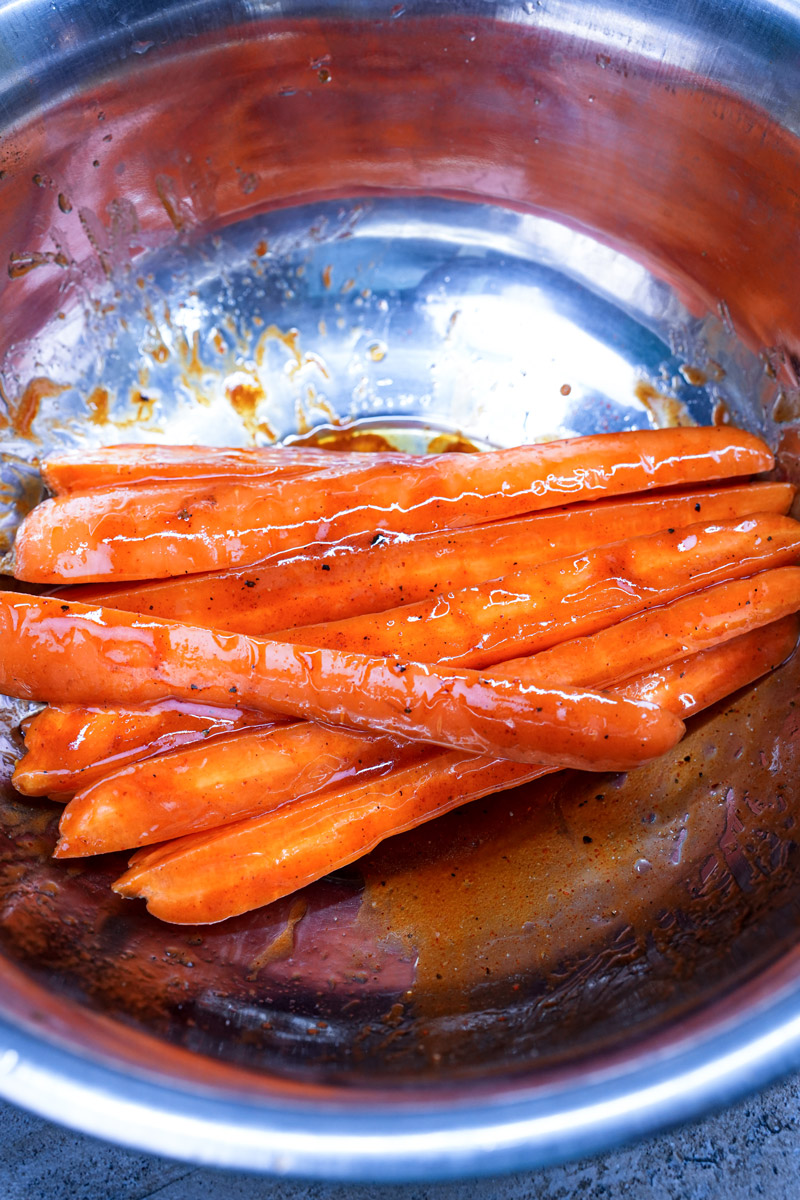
{"left": 1, "top": 0, "right": 800, "bottom": 1180}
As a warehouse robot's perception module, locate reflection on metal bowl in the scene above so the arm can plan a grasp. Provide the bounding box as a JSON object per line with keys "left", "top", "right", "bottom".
{"left": 1, "top": 0, "right": 800, "bottom": 1181}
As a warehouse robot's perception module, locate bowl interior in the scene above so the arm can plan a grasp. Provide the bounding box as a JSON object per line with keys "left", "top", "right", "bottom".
{"left": 1, "top": 0, "right": 800, "bottom": 1173}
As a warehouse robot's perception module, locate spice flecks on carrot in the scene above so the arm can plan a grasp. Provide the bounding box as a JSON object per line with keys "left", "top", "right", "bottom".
{"left": 14, "top": 427, "right": 773, "bottom": 582}
{"left": 112, "top": 617, "right": 798, "bottom": 925}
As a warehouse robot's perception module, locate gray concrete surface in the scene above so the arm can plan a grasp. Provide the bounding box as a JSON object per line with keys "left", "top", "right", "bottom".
{"left": 1, "top": 1073, "right": 799, "bottom": 1200}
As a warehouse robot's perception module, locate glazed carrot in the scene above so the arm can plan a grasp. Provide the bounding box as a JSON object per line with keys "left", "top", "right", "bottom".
{"left": 11, "top": 700, "right": 276, "bottom": 799}
{"left": 56, "top": 724, "right": 416, "bottom": 854}
{"left": 0, "top": 594, "right": 684, "bottom": 770}
{"left": 32, "top": 495, "right": 795, "bottom": 803}
{"left": 59, "top": 481, "right": 796, "bottom": 634}
{"left": 115, "top": 616, "right": 798, "bottom": 924}
{"left": 271, "top": 514, "right": 800, "bottom": 668}
{"left": 615, "top": 615, "right": 799, "bottom": 715}
{"left": 13, "top": 511, "right": 798, "bottom": 797}
{"left": 41, "top": 443, "right": 413, "bottom": 494}
{"left": 494, "top": 566, "right": 800, "bottom": 688}
{"left": 14, "top": 427, "right": 773, "bottom": 582}
{"left": 55, "top": 565, "right": 800, "bottom": 856}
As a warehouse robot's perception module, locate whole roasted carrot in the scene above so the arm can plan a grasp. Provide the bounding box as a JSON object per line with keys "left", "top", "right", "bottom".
{"left": 16, "top": 512, "right": 800, "bottom": 802}
{"left": 41, "top": 443, "right": 414, "bottom": 494}
{"left": 56, "top": 724, "right": 417, "bottom": 854}
{"left": 14, "top": 427, "right": 773, "bottom": 582}
{"left": 270, "top": 514, "right": 800, "bottom": 668}
{"left": 12, "top": 700, "right": 276, "bottom": 799}
{"left": 15, "top": 510, "right": 800, "bottom": 799}
{"left": 59, "top": 481, "right": 795, "bottom": 634}
{"left": 54, "top": 565, "right": 800, "bottom": 857}
{"left": 31, "top": 495, "right": 794, "bottom": 803}
{"left": 115, "top": 616, "right": 798, "bottom": 924}
{"left": 0, "top": 594, "right": 684, "bottom": 770}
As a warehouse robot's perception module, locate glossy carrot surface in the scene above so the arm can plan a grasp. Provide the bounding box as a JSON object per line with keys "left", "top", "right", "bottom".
{"left": 495, "top": 566, "right": 800, "bottom": 687}
{"left": 12, "top": 700, "right": 276, "bottom": 798}
{"left": 56, "top": 724, "right": 415, "bottom": 855}
{"left": 15, "top": 427, "right": 773, "bottom": 582}
{"left": 273, "top": 514, "right": 800, "bottom": 668}
{"left": 41, "top": 443, "right": 414, "bottom": 494}
{"left": 116, "top": 617, "right": 798, "bottom": 924}
{"left": 60, "top": 481, "right": 795, "bottom": 634}
{"left": 55, "top": 565, "right": 800, "bottom": 856}
{"left": 614, "top": 615, "right": 799, "bottom": 716}
{"left": 0, "top": 594, "right": 683, "bottom": 770}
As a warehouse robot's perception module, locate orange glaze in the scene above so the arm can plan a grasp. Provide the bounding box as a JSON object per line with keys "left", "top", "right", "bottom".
{"left": 615, "top": 615, "right": 799, "bottom": 716}
{"left": 56, "top": 723, "right": 414, "bottom": 855}
{"left": 53, "top": 566, "right": 800, "bottom": 857}
{"left": 0, "top": 593, "right": 684, "bottom": 771}
{"left": 14, "top": 427, "right": 773, "bottom": 582}
{"left": 274, "top": 514, "right": 800, "bottom": 668}
{"left": 492, "top": 567, "right": 800, "bottom": 688}
{"left": 12, "top": 698, "right": 275, "bottom": 798}
{"left": 41, "top": 442, "right": 418, "bottom": 494}
{"left": 57, "top": 480, "right": 796, "bottom": 634}
{"left": 114, "top": 617, "right": 798, "bottom": 925}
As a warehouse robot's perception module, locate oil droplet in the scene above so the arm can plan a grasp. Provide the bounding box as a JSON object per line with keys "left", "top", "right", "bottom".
{"left": 717, "top": 298, "right": 734, "bottom": 334}
{"left": 10, "top": 377, "right": 68, "bottom": 437}
{"left": 224, "top": 371, "right": 276, "bottom": 443}
{"left": 678, "top": 363, "right": 708, "bottom": 387}
{"left": 155, "top": 175, "right": 187, "bottom": 232}
{"left": 560, "top": 383, "right": 571, "bottom": 396}
{"left": 772, "top": 390, "right": 800, "bottom": 424}
{"left": 87, "top": 386, "right": 111, "bottom": 425}
{"left": 669, "top": 827, "right": 688, "bottom": 866}
{"left": 318, "top": 67, "right": 331, "bottom": 83}
{"left": 321, "top": 264, "right": 333, "bottom": 289}
{"left": 254, "top": 240, "right": 268, "bottom": 257}
{"left": 634, "top": 858, "right": 652, "bottom": 874}
{"left": 9, "top": 252, "right": 43, "bottom": 279}
{"left": 713, "top": 398, "right": 731, "bottom": 426}
{"left": 367, "top": 340, "right": 387, "bottom": 363}
{"left": 57, "top": 192, "right": 73, "bottom": 214}
{"left": 588, "top": 94, "right": 595, "bottom": 103}
{"left": 634, "top": 380, "right": 696, "bottom": 428}
{"left": 32, "top": 173, "right": 47, "bottom": 188}
{"left": 8, "top": 250, "right": 68, "bottom": 279}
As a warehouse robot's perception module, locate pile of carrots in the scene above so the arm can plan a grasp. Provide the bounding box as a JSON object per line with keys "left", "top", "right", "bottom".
{"left": 2, "top": 426, "right": 799, "bottom": 925}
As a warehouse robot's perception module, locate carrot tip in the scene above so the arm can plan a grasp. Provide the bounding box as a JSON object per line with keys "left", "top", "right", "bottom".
{"left": 52, "top": 838, "right": 82, "bottom": 859}
{"left": 111, "top": 872, "right": 142, "bottom": 898}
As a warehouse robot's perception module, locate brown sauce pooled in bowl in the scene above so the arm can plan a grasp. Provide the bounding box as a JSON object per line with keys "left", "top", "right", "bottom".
{"left": 0, "top": 549, "right": 798, "bottom": 1082}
